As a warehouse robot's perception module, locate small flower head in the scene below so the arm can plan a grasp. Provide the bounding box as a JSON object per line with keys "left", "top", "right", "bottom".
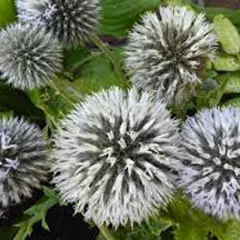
{"left": 0, "top": 23, "right": 62, "bottom": 90}
{"left": 0, "top": 117, "right": 49, "bottom": 207}
{"left": 125, "top": 6, "right": 217, "bottom": 105}
{"left": 17, "top": 0, "right": 100, "bottom": 47}
{"left": 52, "top": 87, "right": 179, "bottom": 228}
{"left": 178, "top": 107, "right": 240, "bottom": 220}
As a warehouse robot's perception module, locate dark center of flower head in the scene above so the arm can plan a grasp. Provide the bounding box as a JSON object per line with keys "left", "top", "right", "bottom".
{"left": 0, "top": 132, "right": 19, "bottom": 179}
{"left": 77, "top": 113, "right": 172, "bottom": 205}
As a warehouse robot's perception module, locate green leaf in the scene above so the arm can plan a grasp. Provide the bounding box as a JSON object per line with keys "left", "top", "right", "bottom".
{"left": 213, "top": 53, "right": 240, "bottom": 71}
{"left": 14, "top": 187, "right": 60, "bottom": 240}
{"left": 202, "top": 7, "right": 240, "bottom": 26}
{"left": 160, "top": 195, "right": 229, "bottom": 240}
{"left": 174, "top": 225, "right": 208, "bottom": 240}
{"left": 100, "top": 0, "right": 161, "bottom": 37}
{"left": 223, "top": 221, "right": 240, "bottom": 240}
{"left": 0, "top": 0, "right": 17, "bottom": 28}
{"left": 218, "top": 72, "right": 240, "bottom": 94}
{"left": 73, "top": 49, "right": 125, "bottom": 95}
{"left": 114, "top": 217, "right": 172, "bottom": 240}
{"left": 0, "top": 82, "right": 45, "bottom": 125}
{"left": 213, "top": 14, "right": 240, "bottom": 55}
{"left": 224, "top": 97, "right": 240, "bottom": 107}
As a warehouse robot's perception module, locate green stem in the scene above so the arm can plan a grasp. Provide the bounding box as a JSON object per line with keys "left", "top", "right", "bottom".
{"left": 100, "top": 225, "right": 119, "bottom": 240}
{"left": 90, "top": 34, "right": 130, "bottom": 90}
{"left": 49, "top": 77, "right": 83, "bottom": 106}
{"left": 49, "top": 81, "right": 75, "bottom": 106}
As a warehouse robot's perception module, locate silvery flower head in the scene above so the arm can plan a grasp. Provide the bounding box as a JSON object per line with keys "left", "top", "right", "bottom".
{"left": 0, "top": 117, "right": 48, "bottom": 208}
{"left": 178, "top": 107, "right": 240, "bottom": 220}
{"left": 0, "top": 23, "right": 62, "bottom": 90}
{"left": 52, "top": 87, "right": 180, "bottom": 228}
{"left": 17, "top": 0, "right": 100, "bottom": 47}
{"left": 125, "top": 6, "right": 217, "bottom": 105}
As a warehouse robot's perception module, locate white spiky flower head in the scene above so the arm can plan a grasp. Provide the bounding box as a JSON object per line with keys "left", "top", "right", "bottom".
{"left": 125, "top": 6, "right": 217, "bottom": 105}
{"left": 52, "top": 87, "right": 180, "bottom": 228}
{"left": 17, "top": 0, "right": 100, "bottom": 47}
{"left": 0, "top": 117, "right": 49, "bottom": 208}
{"left": 178, "top": 107, "right": 240, "bottom": 220}
{"left": 0, "top": 23, "right": 63, "bottom": 90}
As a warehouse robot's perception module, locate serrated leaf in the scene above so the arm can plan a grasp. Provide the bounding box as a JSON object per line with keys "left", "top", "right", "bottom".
{"left": 213, "top": 14, "right": 240, "bottom": 55}
{"left": 213, "top": 53, "right": 240, "bottom": 71}
{"left": 100, "top": 0, "right": 161, "bottom": 37}
{"left": 0, "top": 0, "right": 17, "bottom": 28}
{"left": 14, "top": 188, "right": 59, "bottom": 240}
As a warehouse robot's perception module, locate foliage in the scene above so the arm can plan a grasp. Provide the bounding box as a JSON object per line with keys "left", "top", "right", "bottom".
{"left": 13, "top": 187, "right": 60, "bottom": 240}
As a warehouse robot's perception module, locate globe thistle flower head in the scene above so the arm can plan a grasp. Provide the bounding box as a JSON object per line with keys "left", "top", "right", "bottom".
{"left": 17, "top": 0, "right": 100, "bottom": 47}
{"left": 0, "top": 117, "right": 48, "bottom": 208}
{"left": 178, "top": 107, "right": 240, "bottom": 220}
{"left": 52, "top": 87, "right": 180, "bottom": 228}
{"left": 125, "top": 6, "right": 217, "bottom": 105}
{"left": 0, "top": 23, "right": 63, "bottom": 90}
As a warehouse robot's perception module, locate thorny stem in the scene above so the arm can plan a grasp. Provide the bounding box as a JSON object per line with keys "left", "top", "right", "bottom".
{"left": 90, "top": 34, "right": 130, "bottom": 90}
{"left": 100, "top": 225, "right": 119, "bottom": 240}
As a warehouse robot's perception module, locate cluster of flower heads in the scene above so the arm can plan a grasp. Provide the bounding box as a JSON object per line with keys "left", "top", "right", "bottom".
{"left": 2, "top": 0, "right": 240, "bottom": 231}
{"left": 125, "top": 6, "right": 217, "bottom": 105}
{"left": 0, "top": 0, "right": 100, "bottom": 90}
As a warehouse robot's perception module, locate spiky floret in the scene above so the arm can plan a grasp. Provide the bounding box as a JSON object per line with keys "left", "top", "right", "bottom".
{"left": 125, "top": 6, "right": 217, "bottom": 105}
{"left": 17, "top": 0, "right": 100, "bottom": 47}
{"left": 178, "top": 107, "right": 240, "bottom": 220}
{"left": 0, "top": 23, "right": 62, "bottom": 90}
{"left": 52, "top": 87, "right": 179, "bottom": 228}
{"left": 0, "top": 117, "right": 49, "bottom": 208}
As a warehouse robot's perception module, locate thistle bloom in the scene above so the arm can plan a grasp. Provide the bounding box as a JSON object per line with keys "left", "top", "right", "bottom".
{"left": 0, "top": 117, "right": 48, "bottom": 207}
{"left": 125, "top": 6, "right": 217, "bottom": 105}
{"left": 178, "top": 108, "right": 240, "bottom": 220}
{"left": 52, "top": 87, "right": 179, "bottom": 228}
{"left": 17, "top": 0, "right": 100, "bottom": 47}
{"left": 0, "top": 23, "right": 62, "bottom": 90}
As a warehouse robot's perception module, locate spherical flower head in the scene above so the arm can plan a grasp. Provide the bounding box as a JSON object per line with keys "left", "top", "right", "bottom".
{"left": 52, "top": 87, "right": 180, "bottom": 228}
{"left": 17, "top": 0, "right": 100, "bottom": 47}
{"left": 178, "top": 107, "right": 240, "bottom": 220}
{"left": 125, "top": 6, "right": 217, "bottom": 105}
{"left": 0, "top": 117, "right": 49, "bottom": 208}
{"left": 0, "top": 23, "right": 63, "bottom": 90}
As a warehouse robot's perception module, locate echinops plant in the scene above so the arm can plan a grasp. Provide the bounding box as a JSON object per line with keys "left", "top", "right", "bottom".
{"left": 0, "top": 0, "right": 240, "bottom": 239}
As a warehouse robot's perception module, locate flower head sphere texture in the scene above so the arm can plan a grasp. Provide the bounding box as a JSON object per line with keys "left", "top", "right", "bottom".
{"left": 52, "top": 87, "right": 180, "bottom": 228}
{"left": 178, "top": 107, "right": 240, "bottom": 220}
{"left": 125, "top": 6, "right": 217, "bottom": 105}
{"left": 17, "top": 0, "right": 100, "bottom": 47}
{"left": 0, "top": 23, "right": 63, "bottom": 90}
{"left": 0, "top": 117, "right": 49, "bottom": 208}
